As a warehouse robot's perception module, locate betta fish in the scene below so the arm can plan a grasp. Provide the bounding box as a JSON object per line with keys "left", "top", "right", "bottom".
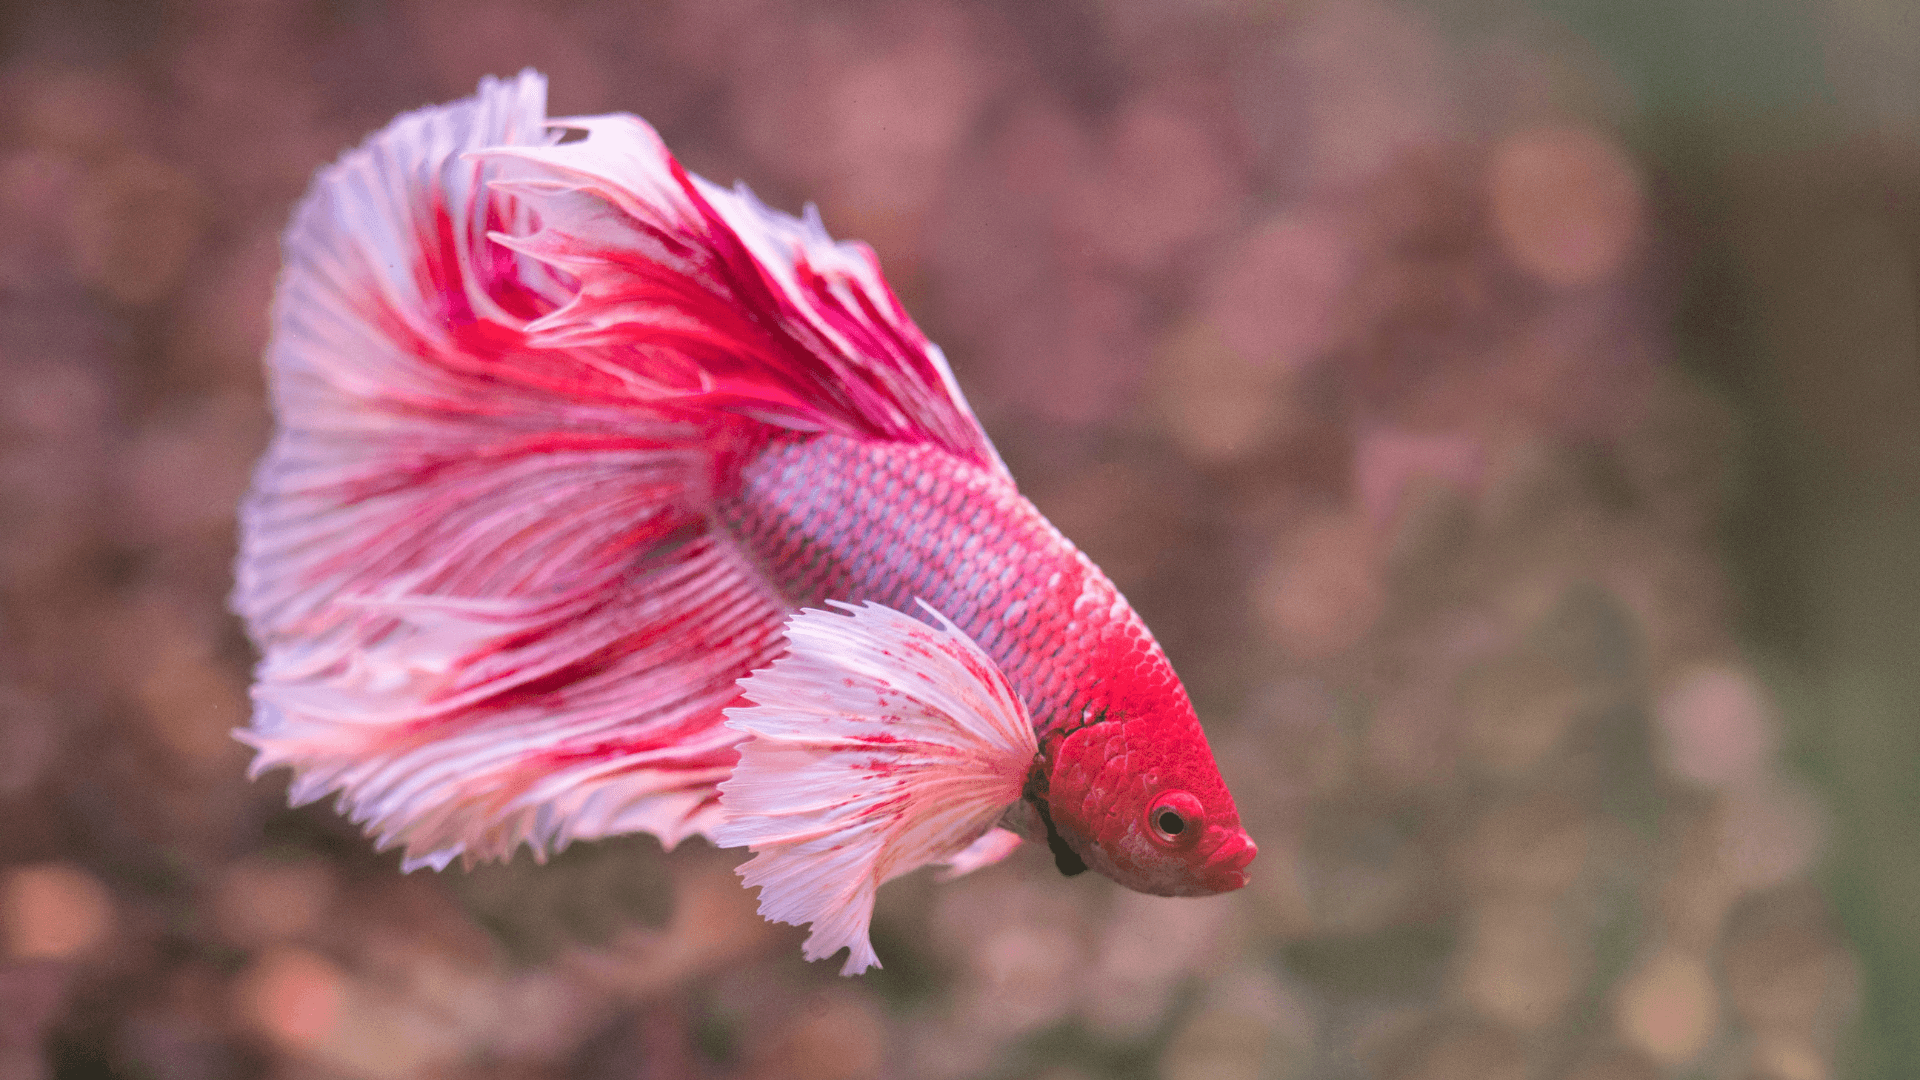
{"left": 234, "top": 71, "right": 1254, "bottom": 974}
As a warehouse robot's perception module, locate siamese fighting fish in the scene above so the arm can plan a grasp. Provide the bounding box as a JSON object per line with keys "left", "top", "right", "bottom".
{"left": 235, "top": 71, "right": 1254, "bottom": 973}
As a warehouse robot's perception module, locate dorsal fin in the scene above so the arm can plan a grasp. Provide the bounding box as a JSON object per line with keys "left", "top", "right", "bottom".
{"left": 475, "top": 115, "right": 1008, "bottom": 475}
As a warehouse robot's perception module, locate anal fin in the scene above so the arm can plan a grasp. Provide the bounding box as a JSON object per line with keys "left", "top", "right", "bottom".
{"left": 934, "top": 827, "right": 1024, "bottom": 882}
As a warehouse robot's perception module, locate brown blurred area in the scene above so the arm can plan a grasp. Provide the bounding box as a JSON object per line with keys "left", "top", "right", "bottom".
{"left": 0, "top": 1, "right": 1913, "bottom": 1078}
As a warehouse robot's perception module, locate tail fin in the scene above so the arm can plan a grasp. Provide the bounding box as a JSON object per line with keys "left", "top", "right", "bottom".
{"left": 234, "top": 71, "right": 999, "bottom": 867}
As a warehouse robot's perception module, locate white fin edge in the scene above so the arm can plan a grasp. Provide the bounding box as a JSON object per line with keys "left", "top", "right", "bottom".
{"left": 714, "top": 601, "right": 1039, "bottom": 975}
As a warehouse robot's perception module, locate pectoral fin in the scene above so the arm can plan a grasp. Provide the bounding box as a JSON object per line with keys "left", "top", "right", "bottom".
{"left": 714, "top": 601, "right": 1039, "bottom": 974}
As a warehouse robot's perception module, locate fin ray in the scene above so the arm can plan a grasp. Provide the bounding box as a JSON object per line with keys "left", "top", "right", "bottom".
{"left": 235, "top": 71, "right": 788, "bottom": 866}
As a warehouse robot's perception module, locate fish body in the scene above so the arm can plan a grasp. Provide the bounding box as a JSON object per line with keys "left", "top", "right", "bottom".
{"left": 717, "top": 433, "right": 1248, "bottom": 896}
{"left": 720, "top": 433, "right": 1150, "bottom": 741}
{"left": 235, "top": 71, "right": 1252, "bottom": 973}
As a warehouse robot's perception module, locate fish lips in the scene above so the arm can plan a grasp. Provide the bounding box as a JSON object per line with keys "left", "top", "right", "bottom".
{"left": 1195, "top": 828, "right": 1258, "bottom": 893}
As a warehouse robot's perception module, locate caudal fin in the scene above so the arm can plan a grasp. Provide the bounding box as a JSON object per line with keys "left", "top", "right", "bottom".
{"left": 235, "top": 71, "right": 1001, "bottom": 868}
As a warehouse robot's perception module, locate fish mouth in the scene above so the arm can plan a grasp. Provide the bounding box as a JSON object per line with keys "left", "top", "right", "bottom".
{"left": 1198, "top": 831, "right": 1257, "bottom": 893}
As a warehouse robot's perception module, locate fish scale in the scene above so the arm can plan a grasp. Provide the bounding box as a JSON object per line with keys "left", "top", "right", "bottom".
{"left": 714, "top": 432, "right": 1187, "bottom": 739}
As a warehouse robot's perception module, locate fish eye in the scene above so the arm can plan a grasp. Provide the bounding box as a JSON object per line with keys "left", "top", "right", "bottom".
{"left": 1146, "top": 791, "right": 1205, "bottom": 847}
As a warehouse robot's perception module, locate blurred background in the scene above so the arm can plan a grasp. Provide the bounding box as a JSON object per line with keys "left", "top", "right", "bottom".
{"left": 1, "top": 0, "right": 1914, "bottom": 1078}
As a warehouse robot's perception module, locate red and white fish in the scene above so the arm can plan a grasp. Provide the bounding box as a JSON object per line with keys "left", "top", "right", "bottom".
{"left": 234, "top": 71, "right": 1254, "bottom": 974}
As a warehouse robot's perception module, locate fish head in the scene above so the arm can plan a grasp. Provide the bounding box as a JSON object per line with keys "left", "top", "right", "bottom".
{"left": 1041, "top": 707, "right": 1255, "bottom": 897}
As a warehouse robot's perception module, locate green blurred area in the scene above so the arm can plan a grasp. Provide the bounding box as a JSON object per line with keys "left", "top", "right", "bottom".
{"left": 1479, "top": 0, "right": 1920, "bottom": 1073}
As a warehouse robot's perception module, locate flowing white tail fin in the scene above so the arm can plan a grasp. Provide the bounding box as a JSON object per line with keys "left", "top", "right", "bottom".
{"left": 234, "top": 72, "right": 1006, "bottom": 869}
